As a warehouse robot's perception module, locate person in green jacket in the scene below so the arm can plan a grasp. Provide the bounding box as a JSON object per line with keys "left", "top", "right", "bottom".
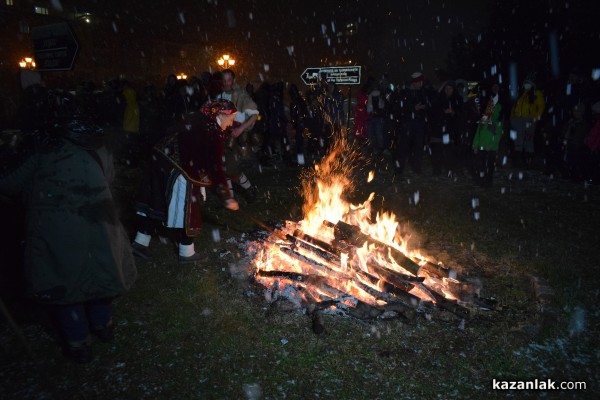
{"left": 472, "top": 83, "right": 505, "bottom": 187}
{"left": 0, "top": 92, "right": 137, "bottom": 363}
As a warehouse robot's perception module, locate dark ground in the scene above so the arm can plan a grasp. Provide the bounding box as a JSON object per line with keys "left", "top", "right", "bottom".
{"left": 1, "top": 143, "right": 598, "bottom": 399}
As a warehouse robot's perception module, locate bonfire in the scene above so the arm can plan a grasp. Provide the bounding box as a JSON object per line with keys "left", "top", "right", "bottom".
{"left": 248, "top": 134, "right": 493, "bottom": 322}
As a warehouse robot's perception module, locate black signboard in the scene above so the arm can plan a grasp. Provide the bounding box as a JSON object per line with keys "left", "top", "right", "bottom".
{"left": 32, "top": 22, "right": 79, "bottom": 71}
{"left": 301, "top": 66, "right": 361, "bottom": 85}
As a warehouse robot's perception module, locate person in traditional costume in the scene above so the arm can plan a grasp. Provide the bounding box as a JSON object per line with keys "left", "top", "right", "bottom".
{"left": 131, "top": 100, "right": 240, "bottom": 263}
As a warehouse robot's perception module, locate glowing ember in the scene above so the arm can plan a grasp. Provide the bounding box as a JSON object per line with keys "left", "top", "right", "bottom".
{"left": 249, "top": 135, "right": 481, "bottom": 317}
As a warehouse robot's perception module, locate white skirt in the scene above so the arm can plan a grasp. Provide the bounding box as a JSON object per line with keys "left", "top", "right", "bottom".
{"left": 166, "top": 174, "right": 187, "bottom": 228}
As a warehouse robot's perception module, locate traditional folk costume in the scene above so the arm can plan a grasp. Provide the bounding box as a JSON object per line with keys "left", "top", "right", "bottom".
{"left": 132, "top": 100, "right": 238, "bottom": 262}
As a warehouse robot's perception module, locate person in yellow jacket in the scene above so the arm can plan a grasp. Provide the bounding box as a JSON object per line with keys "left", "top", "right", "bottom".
{"left": 121, "top": 80, "right": 141, "bottom": 164}
{"left": 510, "top": 78, "right": 545, "bottom": 167}
{"left": 122, "top": 81, "right": 140, "bottom": 134}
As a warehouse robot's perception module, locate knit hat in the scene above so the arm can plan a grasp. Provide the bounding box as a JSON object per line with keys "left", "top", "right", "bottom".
{"left": 411, "top": 72, "right": 424, "bottom": 83}
{"left": 523, "top": 73, "right": 536, "bottom": 87}
{"left": 573, "top": 103, "right": 585, "bottom": 114}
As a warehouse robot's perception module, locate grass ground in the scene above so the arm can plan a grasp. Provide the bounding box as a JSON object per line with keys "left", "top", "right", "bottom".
{"left": 1, "top": 148, "right": 598, "bottom": 399}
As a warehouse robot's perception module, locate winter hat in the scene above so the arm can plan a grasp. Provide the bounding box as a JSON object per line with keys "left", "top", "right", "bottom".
{"left": 523, "top": 73, "right": 536, "bottom": 87}
{"left": 573, "top": 103, "right": 585, "bottom": 114}
{"left": 411, "top": 72, "right": 424, "bottom": 83}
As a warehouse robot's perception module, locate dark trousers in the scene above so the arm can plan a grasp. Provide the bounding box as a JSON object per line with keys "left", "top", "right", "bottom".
{"left": 430, "top": 142, "right": 456, "bottom": 175}
{"left": 294, "top": 122, "right": 305, "bottom": 156}
{"left": 367, "top": 116, "right": 385, "bottom": 154}
{"left": 138, "top": 216, "right": 192, "bottom": 245}
{"left": 473, "top": 150, "right": 497, "bottom": 187}
{"left": 395, "top": 120, "right": 425, "bottom": 173}
{"left": 55, "top": 298, "right": 113, "bottom": 344}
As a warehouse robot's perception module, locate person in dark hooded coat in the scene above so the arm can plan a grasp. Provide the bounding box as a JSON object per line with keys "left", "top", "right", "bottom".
{"left": 0, "top": 91, "right": 137, "bottom": 363}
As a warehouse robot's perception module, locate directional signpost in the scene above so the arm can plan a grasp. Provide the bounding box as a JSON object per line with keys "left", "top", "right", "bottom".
{"left": 300, "top": 66, "right": 361, "bottom": 85}
{"left": 32, "top": 22, "right": 79, "bottom": 71}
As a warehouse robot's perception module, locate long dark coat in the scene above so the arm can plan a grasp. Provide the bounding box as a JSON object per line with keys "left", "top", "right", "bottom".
{"left": 135, "top": 111, "right": 230, "bottom": 237}
{"left": 0, "top": 135, "right": 136, "bottom": 305}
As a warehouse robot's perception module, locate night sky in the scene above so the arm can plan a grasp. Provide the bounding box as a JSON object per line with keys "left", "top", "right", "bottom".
{"left": 76, "top": 0, "right": 494, "bottom": 86}
{"left": 54, "top": 0, "right": 599, "bottom": 89}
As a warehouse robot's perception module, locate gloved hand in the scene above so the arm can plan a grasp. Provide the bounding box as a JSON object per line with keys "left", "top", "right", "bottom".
{"left": 225, "top": 198, "right": 239, "bottom": 211}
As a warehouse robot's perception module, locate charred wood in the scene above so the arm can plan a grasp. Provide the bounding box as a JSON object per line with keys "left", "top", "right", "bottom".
{"left": 308, "top": 299, "right": 340, "bottom": 313}
{"left": 382, "top": 301, "right": 417, "bottom": 321}
{"left": 290, "top": 236, "right": 340, "bottom": 263}
{"left": 257, "top": 270, "right": 306, "bottom": 281}
{"left": 471, "top": 296, "right": 498, "bottom": 311}
{"left": 278, "top": 246, "right": 340, "bottom": 277}
{"left": 425, "top": 288, "right": 470, "bottom": 319}
{"left": 348, "top": 300, "right": 383, "bottom": 319}
{"left": 312, "top": 311, "right": 325, "bottom": 334}
{"left": 324, "top": 220, "right": 457, "bottom": 280}
{"left": 365, "top": 262, "right": 420, "bottom": 291}
{"left": 292, "top": 229, "right": 339, "bottom": 255}
{"left": 353, "top": 270, "right": 419, "bottom": 309}
{"left": 420, "top": 261, "right": 452, "bottom": 279}
{"left": 324, "top": 220, "right": 422, "bottom": 276}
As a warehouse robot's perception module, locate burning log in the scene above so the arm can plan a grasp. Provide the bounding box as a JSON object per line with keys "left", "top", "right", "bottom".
{"left": 257, "top": 270, "right": 306, "bottom": 281}
{"left": 419, "top": 261, "right": 453, "bottom": 279}
{"left": 355, "top": 269, "right": 421, "bottom": 309}
{"left": 426, "top": 289, "right": 470, "bottom": 319}
{"left": 292, "top": 230, "right": 421, "bottom": 288}
{"left": 324, "top": 220, "right": 454, "bottom": 279}
{"left": 292, "top": 229, "right": 339, "bottom": 256}
{"left": 308, "top": 299, "right": 342, "bottom": 312}
{"left": 324, "top": 220, "right": 420, "bottom": 275}
{"left": 365, "top": 262, "right": 422, "bottom": 290}
{"left": 278, "top": 244, "right": 419, "bottom": 315}
{"left": 278, "top": 246, "right": 342, "bottom": 278}
{"left": 287, "top": 232, "right": 423, "bottom": 309}
{"left": 289, "top": 232, "right": 340, "bottom": 263}
{"left": 254, "top": 217, "right": 474, "bottom": 320}
{"left": 276, "top": 246, "right": 360, "bottom": 301}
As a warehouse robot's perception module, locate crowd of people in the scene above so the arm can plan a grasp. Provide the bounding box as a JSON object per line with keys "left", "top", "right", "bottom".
{"left": 353, "top": 69, "right": 600, "bottom": 187}
{"left": 2, "top": 65, "right": 599, "bottom": 364}
{"left": 0, "top": 68, "right": 348, "bottom": 364}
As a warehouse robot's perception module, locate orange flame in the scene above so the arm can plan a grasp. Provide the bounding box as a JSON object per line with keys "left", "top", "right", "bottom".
{"left": 250, "top": 132, "right": 462, "bottom": 308}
